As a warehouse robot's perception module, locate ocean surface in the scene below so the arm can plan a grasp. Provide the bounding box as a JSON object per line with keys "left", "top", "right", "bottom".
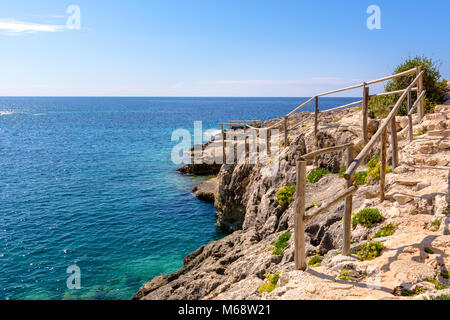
{"left": 0, "top": 96, "right": 357, "bottom": 300}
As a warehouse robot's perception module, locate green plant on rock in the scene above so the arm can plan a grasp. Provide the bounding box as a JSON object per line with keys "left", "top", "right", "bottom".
{"left": 431, "top": 220, "right": 441, "bottom": 228}
{"left": 443, "top": 204, "right": 450, "bottom": 216}
{"left": 339, "top": 166, "right": 346, "bottom": 177}
{"left": 258, "top": 271, "right": 280, "bottom": 294}
{"left": 364, "top": 155, "right": 393, "bottom": 184}
{"left": 339, "top": 270, "right": 351, "bottom": 281}
{"left": 307, "top": 168, "right": 332, "bottom": 183}
{"left": 353, "top": 171, "right": 368, "bottom": 185}
{"left": 308, "top": 251, "right": 324, "bottom": 267}
{"left": 424, "top": 295, "right": 450, "bottom": 300}
{"left": 425, "top": 278, "right": 444, "bottom": 290}
{"left": 414, "top": 127, "right": 427, "bottom": 137}
{"left": 441, "top": 270, "right": 449, "bottom": 279}
{"left": 272, "top": 232, "right": 291, "bottom": 256}
{"left": 402, "top": 286, "right": 425, "bottom": 296}
{"left": 276, "top": 185, "right": 296, "bottom": 207}
{"left": 352, "top": 208, "right": 383, "bottom": 228}
{"left": 375, "top": 223, "right": 398, "bottom": 238}
{"left": 424, "top": 247, "right": 434, "bottom": 254}
{"left": 311, "top": 201, "right": 322, "bottom": 208}
{"left": 356, "top": 241, "right": 384, "bottom": 261}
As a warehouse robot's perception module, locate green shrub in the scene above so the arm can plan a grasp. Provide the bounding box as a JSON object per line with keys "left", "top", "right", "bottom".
{"left": 339, "top": 270, "right": 351, "bottom": 281}
{"left": 432, "top": 220, "right": 441, "bottom": 227}
{"left": 424, "top": 295, "right": 450, "bottom": 300}
{"left": 308, "top": 255, "right": 324, "bottom": 267}
{"left": 440, "top": 270, "right": 449, "bottom": 279}
{"left": 424, "top": 247, "right": 434, "bottom": 254}
{"left": 276, "top": 185, "right": 296, "bottom": 207}
{"left": 307, "top": 168, "right": 332, "bottom": 183}
{"left": 368, "top": 56, "right": 447, "bottom": 117}
{"left": 353, "top": 171, "right": 368, "bottom": 185}
{"left": 375, "top": 223, "right": 398, "bottom": 238}
{"left": 443, "top": 204, "right": 450, "bottom": 216}
{"left": 356, "top": 241, "right": 384, "bottom": 261}
{"left": 402, "top": 286, "right": 425, "bottom": 296}
{"left": 339, "top": 166, "right": 346, "bottom": 177}
{"left": 352, "top": 208, "right": 383, "bottom": 228}
{"left": 364, "top": 156, "right": 393, "bottom": 184}
{"left": 414, "top": 127, "right": 427, "bottom": 137}
{"left": 311, "top": 201, "right": 321, "bottom": 208}
{"left": 258, "top": 271, "right": 280, "bottom": 294}
{"left": 272, "top": 232, "right": 291, "bottom": 256}
{"left": 425, "top": 278, "right": 444, "bottom": 290}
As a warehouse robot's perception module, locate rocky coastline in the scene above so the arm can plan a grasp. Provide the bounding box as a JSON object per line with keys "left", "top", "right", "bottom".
{"left": 134, "top": 86, "right": 450, "bottom": 300}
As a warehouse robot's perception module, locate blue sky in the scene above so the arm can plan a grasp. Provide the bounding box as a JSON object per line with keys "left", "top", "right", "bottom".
{"left": 0, "top": 0, "right": 448, "bottom": 96}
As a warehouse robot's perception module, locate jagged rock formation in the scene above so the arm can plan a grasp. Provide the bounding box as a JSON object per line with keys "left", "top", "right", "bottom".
{"left": 134, "top": 86, "right": 450, "bottom": 300}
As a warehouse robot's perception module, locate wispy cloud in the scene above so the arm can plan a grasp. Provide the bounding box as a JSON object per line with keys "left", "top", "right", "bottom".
{"left": 0, "top": 19, "right": 66, "bottom": 35}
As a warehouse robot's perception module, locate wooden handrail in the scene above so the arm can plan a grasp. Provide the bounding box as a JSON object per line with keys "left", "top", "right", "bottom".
{"left": 301, "top": 143, "right": 354, "bottom": 160}
{"left": 343, "top": 70, "right": 424, "bottom": 180}
{"left": 370, "top": 87, "right": 418, "bottom": 98}
{"left": 322, "top": 100, "right": 363, "bottom": 113}
{"left": 303, "top": 185, "right": 358, "bottom": 223}
{"left": 408, "top": 90, "right": 427, "bottom": 116}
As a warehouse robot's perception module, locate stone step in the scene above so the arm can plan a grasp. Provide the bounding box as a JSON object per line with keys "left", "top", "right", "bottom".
{"left": 435, "top": 104, "right": 450, "bottom": 113}
{"left": 423, "top": 112, "right": 448, "bottom": 122}
{"left": 427, "top": 129, "right": 450, "bottom": 136}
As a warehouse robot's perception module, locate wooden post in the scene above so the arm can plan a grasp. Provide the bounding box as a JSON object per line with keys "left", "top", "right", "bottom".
{"left": 407, "top": 90, "right": 413, "bottom": 142}
{"left": 417, "top": 66, "right": 424, "bottom": 122}
{"left": 362, "top": 84, "right": 370, "bottom": 143}
{"left": 265, "top": 129, "right": 271, "bottom": 157}
{"left": 389, "top": 106, "right": 399, "bottom": 169}
{"left": 284, "top": 116, "right": 288, "bottom": 148}
{"left": 343, "top": 147, "right": 353, "bottom": 256}
{"left": 295, "top": 161, "right": 307, "bottom": 271}
{"left": 221, "top": 124, "right": 226, "bottom": 164}
{"left": 314, "top": 96, "right": 319, "bottom": 137}
{"left": 380, "top": 129, "right": 387, "bottom": 202}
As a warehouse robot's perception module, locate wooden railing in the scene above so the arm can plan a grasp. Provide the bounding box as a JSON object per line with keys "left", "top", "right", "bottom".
{"left": 291, "top": 67, "right": 426, "bottom": 270}
{"left": 220, "top": 66, "right": 425, "bottom": 161}
{"left": 215, "top": 67, "right": 427, "bottom": 270}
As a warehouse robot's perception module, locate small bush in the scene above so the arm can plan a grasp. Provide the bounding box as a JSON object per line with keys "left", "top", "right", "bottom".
{"left": 272, "top": 232, "right": 291, "bottom": 256}
{"left": 352, "top": 208, "right": 383, "bottom": 228}
{"left": 307, "top": 168, "right": 332, "bottom": 183}
{"left": 425, "top": 278, "right": 444, "bottom": 290}
{"left": 424, "top": 295, "right": 450, "bottom": 300}
{"left": 339, "top": 270, "right": 351, "bottom": 281}
{"left": 339, "top": 166, "right": 346, "bottom": 177}
{"left": 356, "top": 241, "right": 384, "bottom": 261}
{"left": 368, "top": 56, "right": 447, "bottom": 117}
{"left": 414, "top": 127, "right": 427, "bottom": 137}
{"left": 258, "top": 271, "right": 280, "bottom": 294}
{"left": 364, "top": 156, "right": 393, "bottom": 184}
{"left": 308, "top": 254, "right": 324, "bottom": 267}
{"left": 443, "top": 204, "right": 450, "bottom": 216}
{"left": 311, "top": 201, "right": 321, "bottom": 208}
{"left": 375, "top": 223, "right": 398, "bottom": 238}
{"left": 432, "top": 220, "right": 441, "bottom": 227}
{"left": 276, "top": 185, "right": 296, "bottom": 207}
{"left": 424, "top": 247, "right": 434, "bottom": 254}
{"left": 353, "top": 171, "right": 368, "bottom": 185}
{"left": 440, "top": 270, "right": 449, "bottom": 279}
{"left": 402, "top": 286, "right": 425, "bottom": 296}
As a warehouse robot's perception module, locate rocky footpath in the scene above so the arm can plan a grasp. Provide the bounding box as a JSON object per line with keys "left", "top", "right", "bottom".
{"left": 134, "top": 86, "right": 450, "bottom": 300}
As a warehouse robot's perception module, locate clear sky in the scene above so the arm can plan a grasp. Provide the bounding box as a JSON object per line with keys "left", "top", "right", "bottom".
{"left": 0, "top": 0, "right": 448, "bottom": 97}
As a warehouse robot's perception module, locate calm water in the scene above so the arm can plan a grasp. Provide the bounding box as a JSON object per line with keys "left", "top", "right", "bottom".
{"left": 0, "top": 97, "right": 356, "bottom": 300}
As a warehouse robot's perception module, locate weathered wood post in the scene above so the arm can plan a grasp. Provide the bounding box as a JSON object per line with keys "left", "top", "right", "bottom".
{"left": 221, "top": 123, "right": 226, "bottom": 164}
{"left": 362, "top": 83, "right": 370, "bottom": 143}
{"left": 314, "top": 96, "right": 319, "bottom": 137}
{"left": 265, "top": 128, "right": 271, "bottom": 157}
{"left": 407, "top": 89, "right": 413, "bottom": 142}
{"left": 284, "top": 116, "right": 288, "bottom": 148}
{"left": 380, "top": 129, "right": 387, "bottom": 202}
{"left": 389, "top": 106, "right": 399, "bottom": 169}
{"left": 417, "top": 66, "right": 424, "bottom": 122}
{"left": 343, "top": 147, "right": 353, "bottom": 256}
{"left": 295, "top": 161, "right": 307, "bottom": 271}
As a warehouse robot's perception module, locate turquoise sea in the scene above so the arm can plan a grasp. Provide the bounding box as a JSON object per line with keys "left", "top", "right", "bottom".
{"left": 0, "top": 97, "right": 356, "bottom": 300}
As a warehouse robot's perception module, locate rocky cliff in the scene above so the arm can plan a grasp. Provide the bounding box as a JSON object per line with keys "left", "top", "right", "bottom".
{"left": 134, "top": 87, "right": 450, "bottom": 300}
